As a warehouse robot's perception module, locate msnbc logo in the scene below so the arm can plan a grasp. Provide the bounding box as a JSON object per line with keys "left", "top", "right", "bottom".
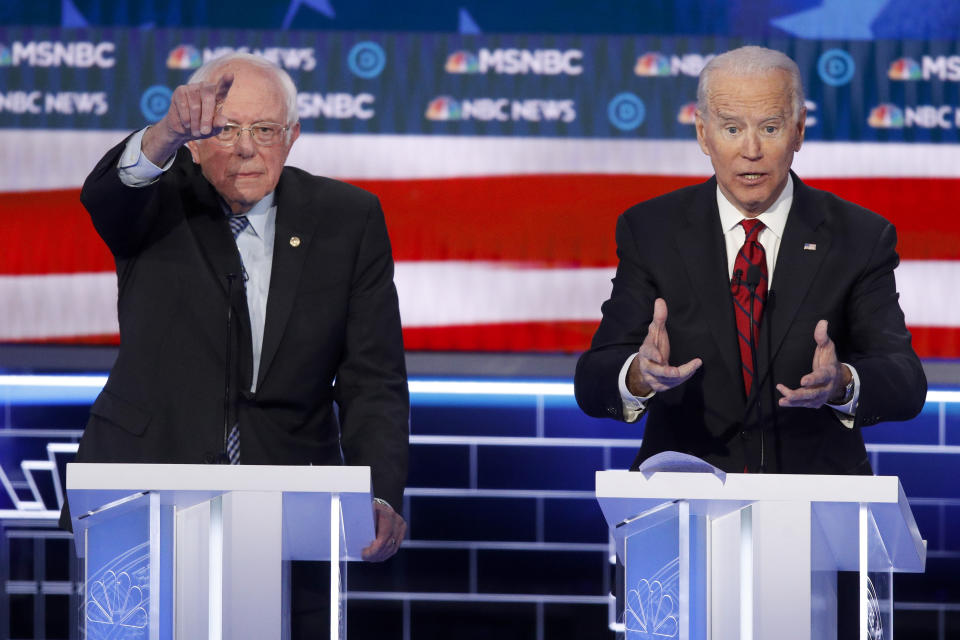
{"left": 444, "top": 48, "right": 582, "bottom": 75}
{"left": 445, "top": 50, "right": 479, "bottom": 73}
{"left": 425, "top": 96, "right": 461, "bottom": 121}
{"left": 0, "top": 45, "right": 11, "bottom": 66}
{"left": 634, "top": 53, "right": 671, "bottom": 77}
{"left": 888, "top": 58, "right": 922, "bottom": 81}
{"left": 167, "top": 45, "right": 202, "bottom": 70}
{"left": 677, "top": 102, "right": 697, "bottom": 125}
{"left": 634, "top": 52, "right": 712, "bottom": 77}
{"left": 867, "top": 104, "right": 905, "bottom": 129}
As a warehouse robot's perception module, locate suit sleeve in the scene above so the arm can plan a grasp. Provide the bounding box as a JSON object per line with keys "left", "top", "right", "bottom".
{"left": 575, "top": 212, "right": 657, "bottom": 421}
{"left": 80, "top": 134, "right": 175, "bottom": 259}
{"left": 334, "top": 196, "right": 410, "bottom": 510}
{"left": 843, "top": 222, "right": 927, "bottom": 427}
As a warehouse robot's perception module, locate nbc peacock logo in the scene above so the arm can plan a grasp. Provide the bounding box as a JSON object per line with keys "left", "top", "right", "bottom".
{"left": 677, "top": 102, "right": 697, "bottom": 125}
{"left": 867, "top": 104, "right": 905, "bottom": 128}
{"left": 634, "top": 52, "right": 671, "bottom": 77}
{"left": 0, "top": 44, "right": 11, "bottom": 66}
{"left": 166, "top": 45, "right": 202, "bottom": 70}
{"left": 425, "top": 96, "right": 462, "bottom": 121}
{"left": 887, "top": 58, "right": 922, "bottom": 81}
{"left": 445, "top": 50, "right": 479, "bottom": 74}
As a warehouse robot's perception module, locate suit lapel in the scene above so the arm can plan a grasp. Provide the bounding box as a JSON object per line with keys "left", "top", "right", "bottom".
{"left": 676, "top": 178, "right": 742, "bottom": 383}
{"left": 257, "top": 171, "right": 322, "bottom": 388}
{"left": 181, "top": 165, "right": 246, "bottom": 295}
{"left": 181, "top": 163, "right": 255, "bottom": 388}
{"left": 757, "top": 174, "right": 831, "bottom": 383}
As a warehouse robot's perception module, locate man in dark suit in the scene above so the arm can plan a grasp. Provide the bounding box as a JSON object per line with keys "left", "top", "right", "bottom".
{"left": 575, "top": 46, "right": 926, "bottom": 474}
{"left": 69, "top": 53, "right": 409, "bottom": 634}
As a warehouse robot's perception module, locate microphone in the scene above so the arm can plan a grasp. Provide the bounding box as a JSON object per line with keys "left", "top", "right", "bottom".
{"left": 731, "top": 268, "right": 743, "bottom": 288}
{"left": 219, "top": 273, "right": 237, "bottom": 465}
{"left": 745, "top": 264, "right": 762, "bottom": 292}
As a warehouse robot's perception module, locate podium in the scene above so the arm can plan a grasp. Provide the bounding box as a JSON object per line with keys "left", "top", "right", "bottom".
{"left": 596, "top": 469, "right": 926, "bottom": 640}
{"left": 67, "top": 463, "right": 375, "bottom": 640}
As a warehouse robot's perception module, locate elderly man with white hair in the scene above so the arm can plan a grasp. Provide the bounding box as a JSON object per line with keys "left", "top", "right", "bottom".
{"left": 576, "top": 45, "right": 925, "bottom": 476}
{"left": 67, "top": 52, "right": 409, "bottom": 637}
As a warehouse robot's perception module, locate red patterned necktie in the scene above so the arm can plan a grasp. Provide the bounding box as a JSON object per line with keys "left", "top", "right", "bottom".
{"left": 731, "top": 219, "right": 768, "bottom": 397}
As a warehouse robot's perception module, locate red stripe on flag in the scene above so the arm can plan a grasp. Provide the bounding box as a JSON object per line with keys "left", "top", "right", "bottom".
{"left": 4, "top": 176, "right": 960, "bottom": 274}
{"left": 2, "top": 319, "right": 958, "bottom": 359}
{"left": 0, "top": 189, "right": 113, "bottom": 275}
{"left": 908, "top": 326, "right": 960, "bottom": 360}
{"left": 402, "top": 321, "right": 601, "bottom": 352}
{"left": 805, "top": 177, "right": 960, "bottom": 260}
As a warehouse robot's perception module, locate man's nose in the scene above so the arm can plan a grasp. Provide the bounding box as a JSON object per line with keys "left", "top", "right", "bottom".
{"left": 741, "top": 131, "right": 762, "bottom": 160}
{"left": 234, "top": 129, "right": 257, "bottom": 157}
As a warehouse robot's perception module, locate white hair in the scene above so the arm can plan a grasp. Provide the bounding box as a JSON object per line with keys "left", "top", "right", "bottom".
{"left": 697, "top": 46, "right": 805, "bottom": 121}
{"left": 189, "top": 52, "right": 299, "bottom": 126}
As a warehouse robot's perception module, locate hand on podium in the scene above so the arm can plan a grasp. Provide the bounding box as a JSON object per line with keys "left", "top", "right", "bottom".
{"left": 362, "top": 498, "right": 406, "bottom": 562}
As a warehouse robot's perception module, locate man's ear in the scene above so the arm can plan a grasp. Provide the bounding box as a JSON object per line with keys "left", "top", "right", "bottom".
{"left": 794, "top": 106, "right": 807, "bottom": 152}
{"left": 695, "top": 111, "right": 710, "bottom": 156}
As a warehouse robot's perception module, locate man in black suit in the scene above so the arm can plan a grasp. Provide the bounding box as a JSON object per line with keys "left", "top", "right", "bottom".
{"left": 575, "top": 46, "right": 926, "bottom": 474}
{"left": 69, "top": 53, "right": 409, "bottom": 634}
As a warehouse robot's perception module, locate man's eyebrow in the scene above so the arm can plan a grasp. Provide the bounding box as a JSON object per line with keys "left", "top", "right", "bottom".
{"left": 714, "top": 111, "right": 742, "bottom": 121}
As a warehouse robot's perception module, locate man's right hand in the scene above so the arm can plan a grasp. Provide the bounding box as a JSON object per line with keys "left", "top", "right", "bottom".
{"left": 140, "top": 73, "right": 234, "bottom": 167}
{"left": 626, "top": 297, "right": 703, "bottom": 397}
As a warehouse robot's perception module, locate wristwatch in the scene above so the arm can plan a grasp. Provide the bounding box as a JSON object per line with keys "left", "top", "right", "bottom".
{"left": 837, "top": 377, "right": 855, "bottom": 405}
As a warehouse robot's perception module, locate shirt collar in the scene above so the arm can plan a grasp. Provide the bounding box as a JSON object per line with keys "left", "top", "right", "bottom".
{"left": 243, "top": 192, "right": 276, "bottom": 240}
{"left": 716, "top": 174, "right": 793, "bottom": 241}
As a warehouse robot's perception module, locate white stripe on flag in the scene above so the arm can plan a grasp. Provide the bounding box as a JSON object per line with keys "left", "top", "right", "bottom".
{"left": 4, "top": 130, "right": 960, "bottom": 190}
{"left": 0, "top": 272, "right": 118, "bottom": 339}
{"left": 1, "top": 260, "right": 958, "bottom": 340}
{"left": 394, "top": 262, "right": 613, "bottom": 326}
{"left": 895, "top": 260, "right": 960, "bottom": 327}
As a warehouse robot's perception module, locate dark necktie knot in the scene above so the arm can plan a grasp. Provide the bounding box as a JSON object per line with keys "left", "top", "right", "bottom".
{"left": 741, "top": 218, "right": 764, "bottom": 241}
{"left": 227, "top": 214, "right": 250, "bottom": 239}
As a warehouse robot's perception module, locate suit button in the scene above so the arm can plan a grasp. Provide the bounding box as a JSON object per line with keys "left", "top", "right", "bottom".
{"left": 740, "top": 430, "right": 752, "bottom": 440}
{"left": 202, "top": 452, "right": 216, "bottom": 464}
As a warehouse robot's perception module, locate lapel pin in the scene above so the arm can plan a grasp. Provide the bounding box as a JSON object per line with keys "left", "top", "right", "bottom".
{"left": 803, "top": 243, "right": 816, "bottom": 251}
{"left": 289, "top": 236, "right": 301, "bottom": 248}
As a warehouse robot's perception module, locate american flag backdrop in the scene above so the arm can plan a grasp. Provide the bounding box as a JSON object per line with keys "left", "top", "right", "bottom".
{"left": 2, "top": 29, "right": 959, "bottom": 357}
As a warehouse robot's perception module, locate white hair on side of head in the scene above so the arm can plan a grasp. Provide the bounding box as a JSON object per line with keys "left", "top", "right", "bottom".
{"left": 188, "top": 52, "right": 300, "bottom": 126}
{"left": 697, "top": 46, "right": 805, "bottom": 121}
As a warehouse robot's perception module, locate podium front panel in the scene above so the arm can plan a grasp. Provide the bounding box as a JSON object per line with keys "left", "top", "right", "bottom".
{"left": 81, "top": 491, "right": 173, "bottom": 640}
{"left": 621, "top": 501, "right": 707, "bottom": 640}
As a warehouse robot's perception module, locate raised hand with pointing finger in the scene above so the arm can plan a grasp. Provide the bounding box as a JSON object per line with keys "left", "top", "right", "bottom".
{"left": 141, "top": 73, "right": 234, "bottom": 167}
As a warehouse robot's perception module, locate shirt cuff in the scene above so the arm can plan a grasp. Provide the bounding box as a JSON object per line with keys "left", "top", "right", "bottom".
{"left": 828, "top": 363, "right": 861, "bottom": 428}
{"left": 117, "top": 127, "right": 175, "bottom": 187}
{"left": 618, "top": 353, "right": 654, "bottom": 423}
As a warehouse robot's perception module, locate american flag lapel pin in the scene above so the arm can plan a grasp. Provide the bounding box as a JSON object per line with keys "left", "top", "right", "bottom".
{"left": 803, "top": 242, "right": 817, "bottom": 251}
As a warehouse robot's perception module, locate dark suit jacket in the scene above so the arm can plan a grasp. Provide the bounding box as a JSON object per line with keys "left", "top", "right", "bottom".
{"left": 575, "top": 174, "right": 926, "bottom": 474}
{"left": 70, "top": 138, "right": 409, "bottom": 512}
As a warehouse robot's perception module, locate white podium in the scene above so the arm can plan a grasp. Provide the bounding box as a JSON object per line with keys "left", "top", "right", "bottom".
{"left": 596, "top": 470, "right": 927, "bottom": 640}
{"left": 67, "top": 463, "right": 375, "bottom": 640}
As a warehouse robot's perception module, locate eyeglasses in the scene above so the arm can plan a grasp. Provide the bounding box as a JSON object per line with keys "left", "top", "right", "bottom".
{"left": 213, "top": 122, "right": 289, "bottom": 147}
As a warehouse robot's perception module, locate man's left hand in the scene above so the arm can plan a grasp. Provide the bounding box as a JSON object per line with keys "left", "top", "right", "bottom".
{"left": 776, "top": 320, "right": 851, "bottom": 409}
{"left": 362, "top": 499, "right": 406, "bottom": 562}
